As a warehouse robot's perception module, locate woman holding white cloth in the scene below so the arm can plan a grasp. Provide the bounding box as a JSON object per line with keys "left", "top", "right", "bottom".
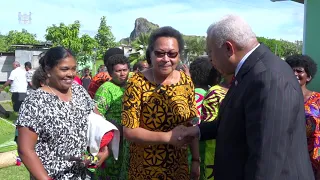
{"left": 16, "top": 47, "right": 109, "bottom": 180}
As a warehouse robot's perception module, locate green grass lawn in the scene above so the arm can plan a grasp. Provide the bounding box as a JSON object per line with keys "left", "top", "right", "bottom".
{"left": 0, "top": 165, "right": 29, "bottom": 180}
{"left": 0, "top": 120, "right": 16, "bottom": 152}
{"left": 0, "top": 102, "right": 29, "bottom": 179}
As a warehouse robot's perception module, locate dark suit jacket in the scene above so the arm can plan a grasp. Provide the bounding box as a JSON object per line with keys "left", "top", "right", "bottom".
{"left": 199, "top": 44, "right": 314, "bottom": 180}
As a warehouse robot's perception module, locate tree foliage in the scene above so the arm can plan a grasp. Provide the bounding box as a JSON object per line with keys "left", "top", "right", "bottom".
{"left": 0, "top": 29, "right": 39, "bottom": 52}
{"left": 0, "top": 17, "right": 303, "bottom": 69}
{"left": 44, "top": 17, "right": 117, "bottom": 66}
{"left": 45, "top": 21, "right": 83, "bottom": 54}
{"left": 257, "top": 37, "right": 302, "bottom": 58}
{"left": 77, "top": 34, "right": 99, "bottom": 66}
{"left": 129, "top": 33, "right": 150, "bottom": 65}
{"left": 80, "top": 34, "right": 98, "bottom": 54}
{"left": 183, "top": 36, "right": 206, "bottom": 62}
{"left": 0, "top": 34, "right": 7, "bottom": 52}
{"left": 280, "top": 40, "right": 302, "bottom": 58}
{"left": 45, "top": 20, "right": 110, "bottom": 66}
{"left": 181, "top": 36, "right": 302, "bottom": 63}
{"left": 95, "top": 16, "right": 118, "bottom": 59}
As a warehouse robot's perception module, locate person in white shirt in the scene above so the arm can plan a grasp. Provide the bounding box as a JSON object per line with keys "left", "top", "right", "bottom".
{"left": 25, "top": 61, "right": 35, "bottom": 95}
{"left": 0, "top": 61, "right": 28, "bottom": 112}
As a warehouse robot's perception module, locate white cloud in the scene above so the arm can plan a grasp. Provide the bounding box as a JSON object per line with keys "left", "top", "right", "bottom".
{"left": 0, "top": 0, "right": 304, "bottom": 42}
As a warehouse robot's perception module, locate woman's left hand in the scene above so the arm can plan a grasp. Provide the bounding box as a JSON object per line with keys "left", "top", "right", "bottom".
{"left": 96, "top": 146, "right": 110, "bottom": 167}
{"left": 190, "top": 160, "right": 200, "bottom": 180}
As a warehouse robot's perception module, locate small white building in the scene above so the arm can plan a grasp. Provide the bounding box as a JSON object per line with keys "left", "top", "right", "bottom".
{"left": 12, "top": 44, "right": 51, "bottom": 69}
{"left": 0, "top": 44, "right": 51, "bottom": 82}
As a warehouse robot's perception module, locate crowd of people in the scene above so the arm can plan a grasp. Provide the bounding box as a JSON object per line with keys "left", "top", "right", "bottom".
{"left": 4, "top": 14, "right": 319, "bottom": 180}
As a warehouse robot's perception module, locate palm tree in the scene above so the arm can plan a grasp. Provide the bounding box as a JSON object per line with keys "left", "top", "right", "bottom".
{"left": 184, "top": 36, "right": 206, "bottom": 63}
{"left": 128, "top": 33, "right": 150, "bottom": 66}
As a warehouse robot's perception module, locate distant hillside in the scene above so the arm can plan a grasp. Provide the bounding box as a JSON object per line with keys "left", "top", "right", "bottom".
{"left": 120, "top": 18, "right": 159, "bottom": 44}
{"left": 119, "top": 18, "right": 302, "bottom": 58}
{"left": 120, "top": 18, "right": 205, "bottom": 44}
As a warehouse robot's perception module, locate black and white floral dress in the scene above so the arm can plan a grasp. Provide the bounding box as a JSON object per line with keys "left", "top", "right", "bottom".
{"left": 16, "top": 83, "right": 94, "bottom": 180}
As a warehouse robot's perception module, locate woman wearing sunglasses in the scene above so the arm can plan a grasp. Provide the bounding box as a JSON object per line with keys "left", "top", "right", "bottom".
{"left": 285, "top": 55, "right": 320, "bottom": 179}
{"left": 121, "top": 26, "right": 200, "bottom": 180}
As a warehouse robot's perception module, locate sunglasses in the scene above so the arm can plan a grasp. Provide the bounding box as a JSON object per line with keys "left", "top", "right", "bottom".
{"left": 154, "top": 51, "right": 179, "bottom": 58}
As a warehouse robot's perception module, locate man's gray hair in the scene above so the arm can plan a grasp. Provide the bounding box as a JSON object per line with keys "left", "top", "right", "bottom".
{"left": 207, "top": 15, "right": 256, "bottom": 49}
{"left": 13, "top": 61, "right": 20, "bottom": 66}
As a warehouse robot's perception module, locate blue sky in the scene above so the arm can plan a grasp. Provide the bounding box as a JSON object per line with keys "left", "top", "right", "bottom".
{"left": 0, "top": 0, "right": 304, "bottom": 42}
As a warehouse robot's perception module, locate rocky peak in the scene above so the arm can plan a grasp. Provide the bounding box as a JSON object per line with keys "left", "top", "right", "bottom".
{"left": 129, "top": 18, "right": 159, "bottom": 41}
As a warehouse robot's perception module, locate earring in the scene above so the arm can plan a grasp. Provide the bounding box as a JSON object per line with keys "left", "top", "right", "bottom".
{"left": 47, "top": 74, "right": 51, "bottom": 77}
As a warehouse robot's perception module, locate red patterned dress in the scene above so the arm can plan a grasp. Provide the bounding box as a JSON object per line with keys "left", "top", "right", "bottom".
{"left": 305, "top": 92, "right": 320, "bottom": 177}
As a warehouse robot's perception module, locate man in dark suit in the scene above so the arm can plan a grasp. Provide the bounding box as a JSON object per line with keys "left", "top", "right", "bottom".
{"left": 172, "top": 15, "right": 314, "bottom": 180}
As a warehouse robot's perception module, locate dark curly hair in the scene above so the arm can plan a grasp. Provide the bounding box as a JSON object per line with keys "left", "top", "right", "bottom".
{"left": 285, "top": 54, "right": 317, "bottom": 84}
{"left": 32, "top": 67, "right": 47, "bottom": 89}
{"left": 147, "top": 26, "right": 184, "bottom": 64}
{"left": 107, "top": 54, "right": 130, "bottom": 74}
{"left": 24, "top": 61, "right": 32, "bottom": 69}
{"left": 133, "top": 61, "right": 148, "bottom": 71}
{"left": 103, "top": 48, "right": 124, "bottom": 67}
{"left": 189, "top": 56, "right": 221, "bottom": 88}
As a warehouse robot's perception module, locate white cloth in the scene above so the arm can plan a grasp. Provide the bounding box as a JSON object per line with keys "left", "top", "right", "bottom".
{"left": 8, "top": 67, "right": 27, "bottom": 93}
{"left": 87, "top": 111, "right": 120, "bottom": 160}
{"left": 235, "top": 44, "right": 260, "bottom": 76}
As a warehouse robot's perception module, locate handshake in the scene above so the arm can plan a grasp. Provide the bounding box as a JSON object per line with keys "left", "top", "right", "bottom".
{"left": 167, "top": 125, "right": 200, "bottom": 146}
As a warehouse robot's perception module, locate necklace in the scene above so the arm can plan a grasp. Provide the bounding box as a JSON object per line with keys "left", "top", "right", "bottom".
{"left": 47, "top": 85, "right": 72, "bottom": 102}
{"left": 152, "top": 69, "right": 174, "bottom": 85}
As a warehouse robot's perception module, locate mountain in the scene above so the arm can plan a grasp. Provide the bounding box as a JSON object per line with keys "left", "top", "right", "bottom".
{"left": 120, "top": 18, "right": 159, "bottom": 44}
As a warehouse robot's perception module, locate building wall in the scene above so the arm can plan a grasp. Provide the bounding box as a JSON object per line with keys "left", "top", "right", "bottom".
{"left": 15, "top": 49, "right": 45, "bottom": 69}
{"left": 304, "top": 0, "right": 320, "bottom": 91}
{"left": 0, "top": 54, "right": 15, "bottom": 81}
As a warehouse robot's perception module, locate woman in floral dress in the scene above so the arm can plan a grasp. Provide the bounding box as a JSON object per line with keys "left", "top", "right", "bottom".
{"left": 16, "top": 47, "right": 108, "bottom": 180}
{"left": 286, "top": 54, "right": 320, "bottom": 179}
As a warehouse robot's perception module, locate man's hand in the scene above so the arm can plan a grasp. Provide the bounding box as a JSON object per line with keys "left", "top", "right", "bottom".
{"left": 167, "top": 125, "right": 199, "bottom": 147}
{"left": 178, "top": 125, "right": 200, "bottom": 141}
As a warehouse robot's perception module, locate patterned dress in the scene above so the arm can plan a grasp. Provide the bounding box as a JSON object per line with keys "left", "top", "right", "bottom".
{"left": 94, "top": 81, "right": 129, "bottom": 180}
{"left": 121, "top": 71, "right": 198, "bottom": 180}
{"left": 188, "top": 88, "right": 207, "bottom": 168}
{"left": 200, "top": 85, "right": 227, "bottom": 180}
{"left": 195, "top": 88, "right": 207, "bottom": 118}
{"left": 305, "top": 92, "right": 320, "bottom": 177}
{"left": 88, "top": 72, "right": 112, "bottom": 99}
{"left": 16, "top": 84, "right": 94, "bottom": 180}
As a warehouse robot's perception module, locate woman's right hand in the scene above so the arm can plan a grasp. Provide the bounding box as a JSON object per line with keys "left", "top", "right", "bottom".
{"left": 96, "top": 146, "right": 110, "bottom": 167}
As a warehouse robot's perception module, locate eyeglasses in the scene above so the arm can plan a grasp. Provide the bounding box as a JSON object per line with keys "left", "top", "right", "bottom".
{"left": 154, "top": 51, "right": 179, "bottom": 58}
